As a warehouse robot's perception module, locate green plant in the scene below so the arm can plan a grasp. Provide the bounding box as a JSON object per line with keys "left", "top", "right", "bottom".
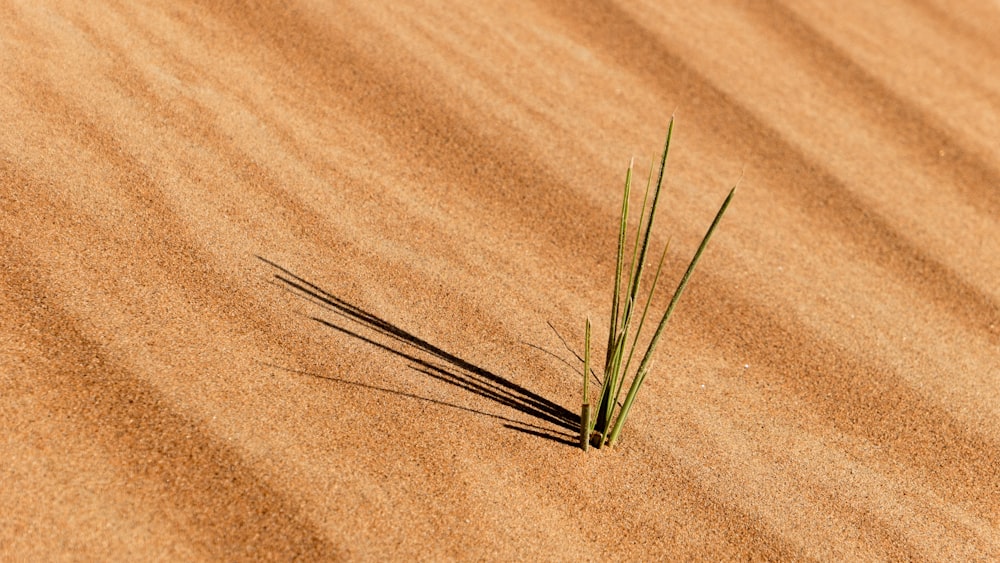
{"left": 581, "top": 117, "right": 738, "bottom": 450}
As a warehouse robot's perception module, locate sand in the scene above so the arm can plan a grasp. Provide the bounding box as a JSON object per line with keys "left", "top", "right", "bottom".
{"left": 2, "top": 0, "right": 998, "bottom": 560}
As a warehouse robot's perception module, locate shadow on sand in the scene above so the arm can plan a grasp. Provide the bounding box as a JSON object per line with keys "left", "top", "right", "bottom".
{"left": 259, "top": 256, "right": 579, "bottom": 447}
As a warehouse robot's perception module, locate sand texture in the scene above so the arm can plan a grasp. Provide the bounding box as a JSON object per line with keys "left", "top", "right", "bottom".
{"left": 2, "top": 0, "right": 999, "bottom": 560}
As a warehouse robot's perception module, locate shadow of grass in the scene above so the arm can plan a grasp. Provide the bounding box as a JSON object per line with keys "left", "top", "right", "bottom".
{"left": 259, "top": 256, "right": 579, "bottom": 446}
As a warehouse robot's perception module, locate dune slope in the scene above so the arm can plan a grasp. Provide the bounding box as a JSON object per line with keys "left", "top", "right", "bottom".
{"left": 2, "top": 0, "right": 998, "bottom": 560}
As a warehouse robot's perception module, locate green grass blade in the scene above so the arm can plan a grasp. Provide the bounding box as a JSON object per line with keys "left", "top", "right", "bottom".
{"left": 597, "top": 121, "right": 674, "bottom": 435}
{"left": 598, "top": 119, "right": 673, "bottom": 437}
{"left": 608, "top": 157, "right": 657, "bottom": 412}
{"left": 620, "top": 157, "right": 657, "bottom": 334}
{"left": 607, "top": 366, "right": 649, "bottom": 447}
{"left": 612, "top": 239, "right": 670, "bottom": 409}
{"left": 596, "top": 325, "right": 628, "bottom": 440}
{"left": 581, "top": 318, "right": 592, "bottom": 451}
{"left": 583, "top": 318, "right": 592, "bottom": 405}
{"left": 595, "top": 157, "right": 633, "bottom": 435}
{"left": 609, "top": 121, "right": 674, "bottom": 396}
{"left": 603, "top": 159, "right": 633, "bottom": 373}
{"left": 606, "top": 183, "right": 738, "bottom": 447}
{"left": 623, "top": 117, "right": 674, "bottom": 318}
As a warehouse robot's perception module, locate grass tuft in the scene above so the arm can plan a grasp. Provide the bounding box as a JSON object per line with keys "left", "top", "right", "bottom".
{"left": 580, "top": 116, "right": 738, "bottom": 450}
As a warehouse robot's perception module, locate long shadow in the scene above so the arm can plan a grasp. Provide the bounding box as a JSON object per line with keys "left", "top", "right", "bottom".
{"left": 261, "top": 362, "right": 577, "bottom": 447}
{"left": 259, "top": 256, "right": 580, "bottom": 444}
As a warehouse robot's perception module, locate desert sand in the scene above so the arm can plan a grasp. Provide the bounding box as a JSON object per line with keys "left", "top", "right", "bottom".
{"left": 2, "top": 0, "right": 999, "bottom": 560}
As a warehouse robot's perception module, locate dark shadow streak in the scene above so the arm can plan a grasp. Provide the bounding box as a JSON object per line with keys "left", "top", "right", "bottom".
{"left": 314, "top": 318, "right": 576, "bottom": 433}
{"left": 503, "top": 424, "right": 578, "bottom": 447}
{"left": 261, "top": 362, "right": 576, "bottom": 443}
{"left": 258, "top": 256, "right": 580, "bottom": 440}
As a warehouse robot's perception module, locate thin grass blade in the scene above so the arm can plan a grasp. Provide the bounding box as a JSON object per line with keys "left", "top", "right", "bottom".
{"left": 609, "top": 121, "right": 674, "bottom": 408}
{"left": 620, "top": 157, "right": 657, "bottom": 334}
{"left": 581, "top": 318, "right": 592, "bottom": 451}
{"left": 623, "top": 117, "right": 674, "bottom": 322}
{"left": 606, "top": 183, "right": 738, "bottom": 447}
{"left": 612, "top": 239, "right": 670, "bottom": 409}
{"left": 599, "top": 119, "right": 674, "bottom": 434}
{"left": 596, "top": 326, "right": 629, "bottom": 440}
{"left": 603, "top": 159, "right": 634, "bottom": 373}
{"left": 596, "top": 160, "right": 634, "bottom": 433}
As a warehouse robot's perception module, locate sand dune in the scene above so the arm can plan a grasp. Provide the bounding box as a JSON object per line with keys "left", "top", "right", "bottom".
{"left": 2, "top": 0, "right": 998, "bottom": 560}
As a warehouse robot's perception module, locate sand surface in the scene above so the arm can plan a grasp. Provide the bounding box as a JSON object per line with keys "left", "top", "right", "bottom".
{"left": 2, "top": 0, "right": 999, "bottom": 560}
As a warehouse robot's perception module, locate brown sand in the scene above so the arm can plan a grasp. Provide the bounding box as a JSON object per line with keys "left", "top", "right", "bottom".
{"left": 2, "top": 0, "right": 998, "bottom": 560}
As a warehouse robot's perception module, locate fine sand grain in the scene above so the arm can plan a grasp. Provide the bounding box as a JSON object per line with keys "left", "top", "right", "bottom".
{"left": 2, "top": 1, "right": 999, "bottom": 560}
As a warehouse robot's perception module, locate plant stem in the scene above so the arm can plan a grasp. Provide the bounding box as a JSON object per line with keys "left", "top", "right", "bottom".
{"left": 581, "top": 318, "right": 592, "bottom": 451}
